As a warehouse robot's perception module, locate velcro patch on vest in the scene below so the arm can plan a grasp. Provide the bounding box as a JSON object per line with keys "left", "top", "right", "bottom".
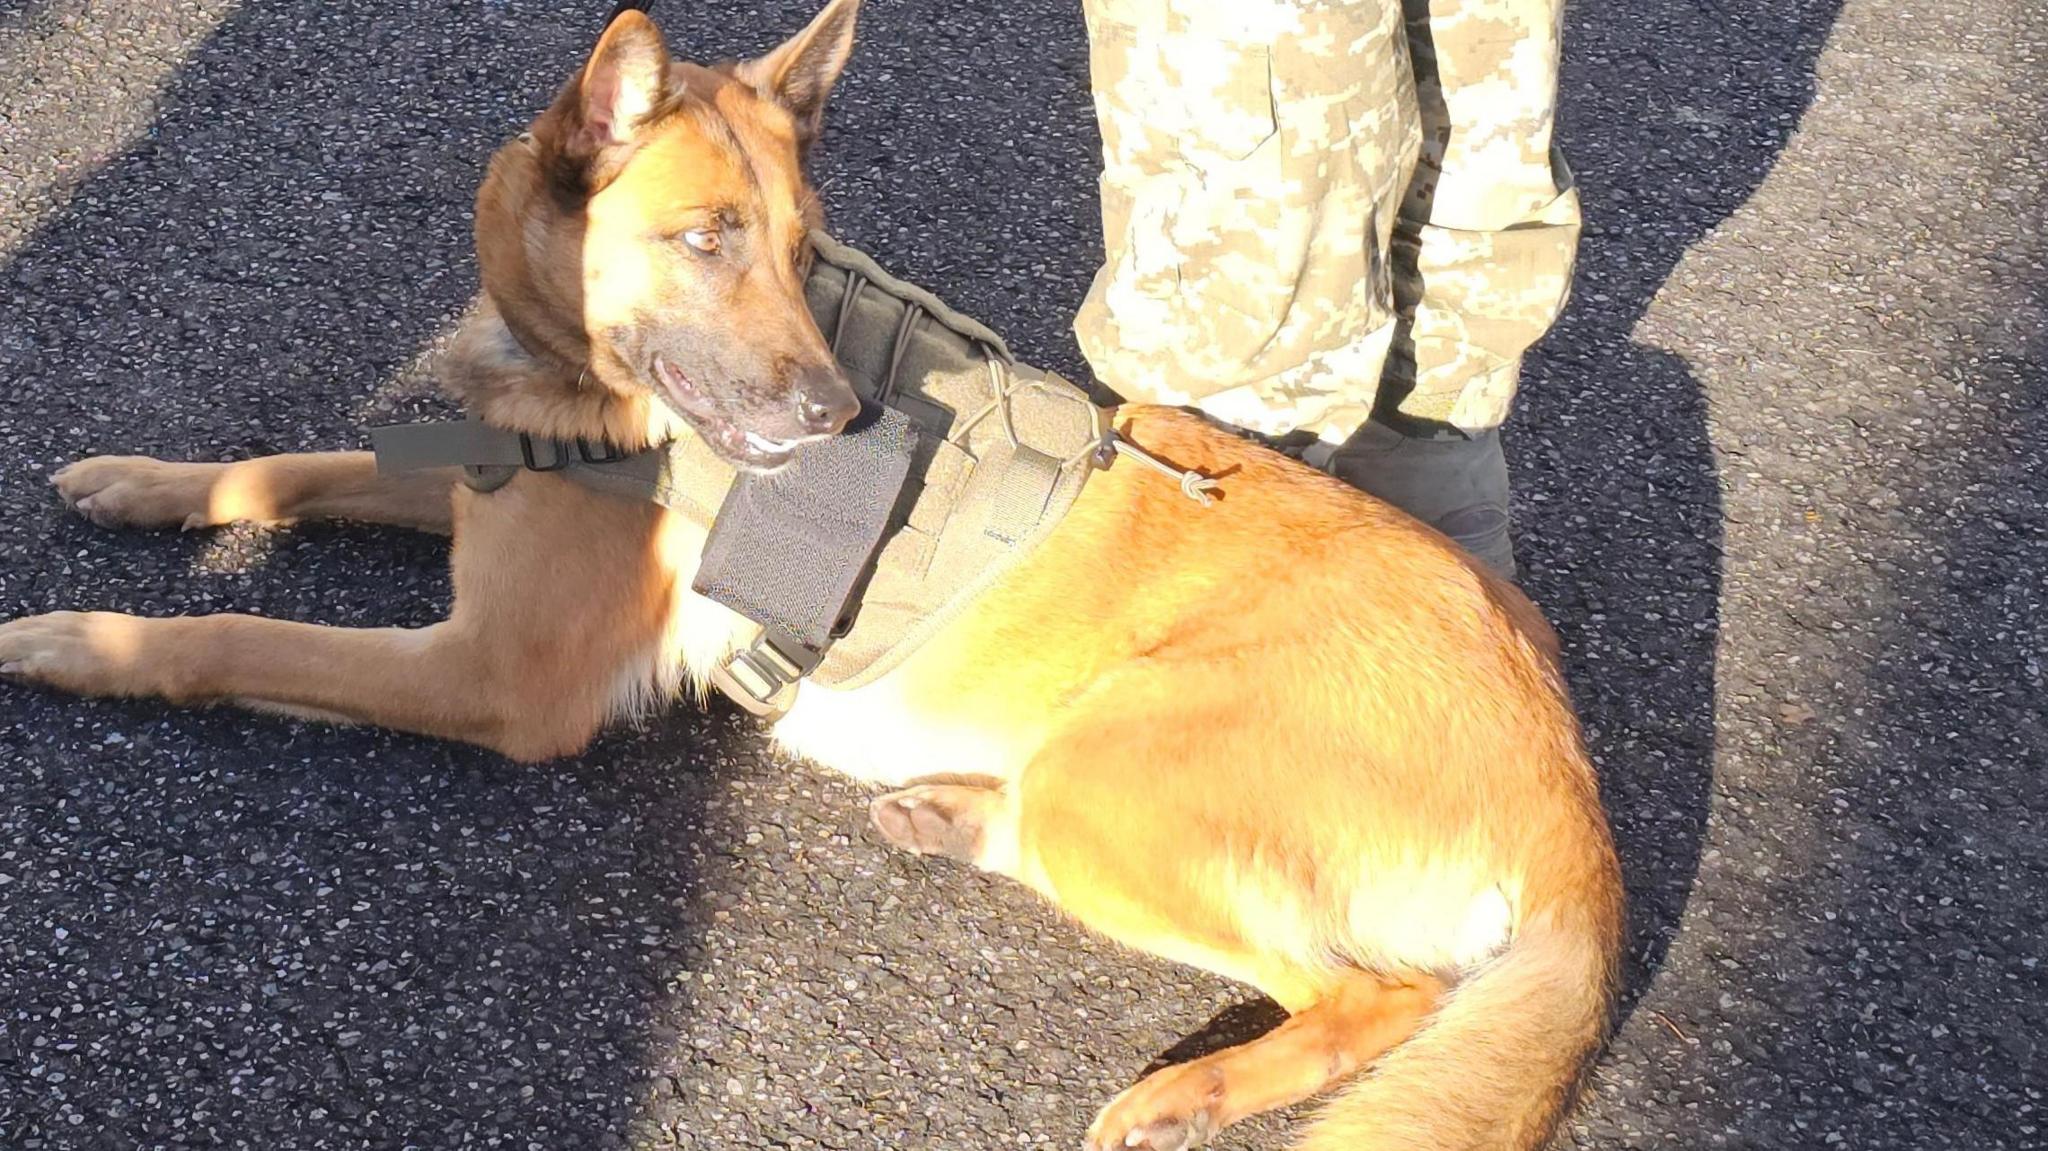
{"left": 692, "top": 403, "right": 919, "bottom": 659}
{"left": 976, "top": 444, "right": 1062, "bottom": 546}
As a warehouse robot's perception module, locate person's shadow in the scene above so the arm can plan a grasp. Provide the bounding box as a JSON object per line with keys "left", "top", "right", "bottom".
{"left": 1526, "top": 0, "right": 1847, "bottom": 1021}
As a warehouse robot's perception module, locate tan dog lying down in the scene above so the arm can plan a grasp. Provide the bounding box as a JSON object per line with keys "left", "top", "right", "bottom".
{"left": 0, "top": 4, "right": 1623, "bottom": 1148}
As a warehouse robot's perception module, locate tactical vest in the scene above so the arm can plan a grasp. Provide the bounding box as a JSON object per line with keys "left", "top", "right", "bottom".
{"left": 372, "top": 234, "right": 1176, "bottom": 715}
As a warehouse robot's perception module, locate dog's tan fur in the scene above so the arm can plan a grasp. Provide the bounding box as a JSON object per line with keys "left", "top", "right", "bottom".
{"left": 0, "top": 5, "right": 1623, "bottom": 1148}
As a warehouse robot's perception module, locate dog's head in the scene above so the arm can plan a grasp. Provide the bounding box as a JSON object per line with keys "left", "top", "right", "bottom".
{"left": 476, "top": 0, "right": 864, "bottom": 471}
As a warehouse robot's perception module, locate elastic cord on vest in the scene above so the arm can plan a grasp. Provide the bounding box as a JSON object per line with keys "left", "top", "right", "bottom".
{"left": 818, "top": 244, "right": 1212, "bottom": 507}
{"left": 828, "top": 269, "right": 939, "bottom": 413}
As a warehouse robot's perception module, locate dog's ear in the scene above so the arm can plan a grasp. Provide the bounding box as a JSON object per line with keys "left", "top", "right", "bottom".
{"left": 734, "top": 0, "right": 861, "bottom": 154}
{"left": 569, "top": 9, "right": 670, "bottom": 159}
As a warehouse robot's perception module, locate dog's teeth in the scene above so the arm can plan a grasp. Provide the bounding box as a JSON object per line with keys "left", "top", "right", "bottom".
{"left": 744, "top": 433, "right": 796, "bottom": 453}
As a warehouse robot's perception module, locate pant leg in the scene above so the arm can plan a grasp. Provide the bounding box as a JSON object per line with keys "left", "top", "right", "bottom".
{"left": 1074, "top": 0, "right": 1420, "bottom": 445}
{"left": 1376, "top": 0, "right": 1579, "bottom": 435}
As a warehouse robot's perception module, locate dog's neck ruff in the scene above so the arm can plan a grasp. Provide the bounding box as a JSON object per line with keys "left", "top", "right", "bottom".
{"left": 494, "top": 316, "right": 592, "bottom": 395}
{"left": 371, "top": 232, "right": 1130, "bottom": 715}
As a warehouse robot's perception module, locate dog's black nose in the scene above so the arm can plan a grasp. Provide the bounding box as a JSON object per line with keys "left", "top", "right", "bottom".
{"left": 794, "top": 368, "right": 861, "bottom": 435}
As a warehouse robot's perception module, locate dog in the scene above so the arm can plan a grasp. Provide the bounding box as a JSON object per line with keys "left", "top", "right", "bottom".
{"left": 0, "top": 4, "right": 1624, "bottom": 1147}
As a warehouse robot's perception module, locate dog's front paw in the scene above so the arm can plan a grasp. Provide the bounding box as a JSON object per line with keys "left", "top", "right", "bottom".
{"left": 1084, "top": 1064, "right": 1224, "bottom": 1151}
{"left": 53, "top": 456, "right": 225, "bottom": 531}
{"left": 0, "top": 611, "right": 159, "bottom": 698}
{"left": 869, "top": 783, "right": 1003, "bottom": 865}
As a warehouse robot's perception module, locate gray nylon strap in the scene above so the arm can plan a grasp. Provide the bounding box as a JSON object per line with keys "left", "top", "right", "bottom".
{"left": 559, "top": 450, "right": 669, "bottom": 503}
{"left": 370, "top": 419, "right": 529, "bottom": 473}
{"left": 370, "top": 418, "right": 714, "bottom": 509}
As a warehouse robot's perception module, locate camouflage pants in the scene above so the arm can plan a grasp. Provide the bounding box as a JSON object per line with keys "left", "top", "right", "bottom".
{"left": 1074, "top": 0, "right": 1580, "bottom": 442}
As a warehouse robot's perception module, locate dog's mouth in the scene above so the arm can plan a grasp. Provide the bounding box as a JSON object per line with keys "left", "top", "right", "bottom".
{"left": 652, "top": 355, "right": 808, "bottom": 472}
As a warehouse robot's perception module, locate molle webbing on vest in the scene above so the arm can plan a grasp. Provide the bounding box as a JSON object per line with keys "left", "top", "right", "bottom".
{"left": 798, "top": 231, "right": 1105, "bottom": 690}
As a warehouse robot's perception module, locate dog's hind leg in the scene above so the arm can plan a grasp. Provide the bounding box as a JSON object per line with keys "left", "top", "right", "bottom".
{"left": 1083, "top": 969, "right": 1441, "bottom": 1151}
{"left": 865, "top": 677, "right": 1457, "bottom": 1150}
{"left": 53, "top": 452, "right": 457, "bottom": 534}
{"left": 870, "top": 760, "right": 1446, "bottom": 1151}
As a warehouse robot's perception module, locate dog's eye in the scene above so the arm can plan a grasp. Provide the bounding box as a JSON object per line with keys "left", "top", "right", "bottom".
{"left": 681, "top": 228, "right": 722, "bottom": 255}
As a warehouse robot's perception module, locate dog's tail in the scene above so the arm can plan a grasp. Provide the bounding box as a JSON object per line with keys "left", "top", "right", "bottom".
{"left": 1299, "top": 874, "right": 1622, "bottom": 1150}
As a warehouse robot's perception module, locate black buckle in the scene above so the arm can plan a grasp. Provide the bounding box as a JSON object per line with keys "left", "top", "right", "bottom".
{"left": 519, "top": 433, "right": 628, "bottom": 470}
{"left": 518, "top": 434, "right": 571, "bottom": 472}
{"left": 576, "top": 438, "right": 629, "bottom": 465}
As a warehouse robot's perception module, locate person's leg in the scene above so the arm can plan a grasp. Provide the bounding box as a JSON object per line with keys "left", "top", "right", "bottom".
{"left": 1327, "top": 0, "right": 1581, "bottom": 576}
{"left": 1074, "top": 0, "right": 1418, "bottom": 444}
{"left": 1077, "top": 0, "right": 1576, "bottom": 579}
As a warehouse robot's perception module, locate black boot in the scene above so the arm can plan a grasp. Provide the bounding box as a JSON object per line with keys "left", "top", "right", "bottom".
{"left": 1321, "top": 422, "right": 1516, "bottom": 579}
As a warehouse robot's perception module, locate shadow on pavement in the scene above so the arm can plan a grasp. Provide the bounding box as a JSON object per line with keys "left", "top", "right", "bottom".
{"left": 1522, "top": 0, "right": 1846, "bottom": 1018}
{"left": 0, "top": 4, "right": 736, "bottom": 1147}
{"left": 1663, "top": 9, "right": 2048, "bottom": 1141}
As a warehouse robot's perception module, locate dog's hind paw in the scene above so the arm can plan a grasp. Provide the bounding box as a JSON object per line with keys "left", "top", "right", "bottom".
{"left": 1084, "top": 1068, "right": 1222, "bottom": 1151}
{"left": 53, "top": 456, "right": 225, "bottom": 531}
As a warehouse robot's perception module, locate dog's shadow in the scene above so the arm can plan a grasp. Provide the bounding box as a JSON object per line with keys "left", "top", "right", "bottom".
{"left": 0, "top": 4, "right": 1122, "bottom": 1147}
{"left": 1140, "top": 999, "right": 1294, "bottom": 1076}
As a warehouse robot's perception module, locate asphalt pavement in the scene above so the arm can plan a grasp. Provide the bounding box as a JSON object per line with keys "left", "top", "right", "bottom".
{"left": 1, "top": 0, "right": 2043, "bottom": 1148}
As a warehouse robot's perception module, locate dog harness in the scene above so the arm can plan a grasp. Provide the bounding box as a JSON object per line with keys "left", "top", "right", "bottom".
{"left": 370, "top": 234, "right": 1215, "bottom": 715}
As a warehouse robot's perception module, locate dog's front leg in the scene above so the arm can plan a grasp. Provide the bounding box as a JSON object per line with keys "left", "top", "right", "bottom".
{"left": 0, "top": 612, "right": 601, "bottom": 761}
{"left": 52, "top": 452, "right": 458, "bottom": 534}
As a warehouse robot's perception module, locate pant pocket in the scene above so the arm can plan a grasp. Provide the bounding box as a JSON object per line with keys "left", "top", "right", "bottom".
{"left": 1088, "top": 15, "right": 1289, "bottom": 371}
{"left": 1086, "top": 13, "right": 1278, "bottom": 166}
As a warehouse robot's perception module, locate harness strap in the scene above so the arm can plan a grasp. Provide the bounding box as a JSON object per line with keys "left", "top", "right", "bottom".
{"left": 371, "top": 418, "right": 525, "bottom": 477}
{"left": 367, "top": 417, "right": 731, "bottom": 522}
